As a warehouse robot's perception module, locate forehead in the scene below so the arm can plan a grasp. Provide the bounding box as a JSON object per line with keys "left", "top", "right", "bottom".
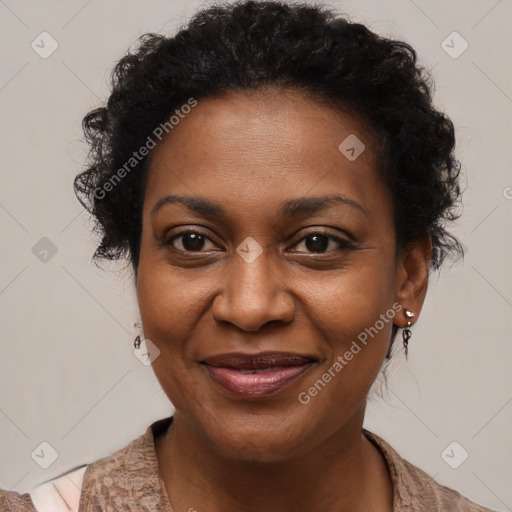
{"left": 144, "top": 88, "right": 388, "bottom": 221}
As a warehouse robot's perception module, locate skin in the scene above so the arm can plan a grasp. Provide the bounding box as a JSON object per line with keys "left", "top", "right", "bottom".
{"left": 136, "top": 87, "right": 431, "bottom": 512}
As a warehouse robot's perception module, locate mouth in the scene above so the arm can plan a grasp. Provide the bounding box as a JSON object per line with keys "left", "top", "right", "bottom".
{"left": 200, "top": 352, "right": 318, "bottom": 399}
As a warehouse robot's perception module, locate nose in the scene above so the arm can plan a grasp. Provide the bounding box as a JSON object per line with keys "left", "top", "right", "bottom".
{"left": 211, "top": 247, "right": 295, "bottom": 331}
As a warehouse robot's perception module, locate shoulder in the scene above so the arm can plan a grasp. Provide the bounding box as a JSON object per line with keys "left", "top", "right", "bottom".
{"left": 1, "top": 465, "right": 89, "bottom": 512}
{"left": 77, "top": 417, "right": 172, "bottom": 510}
{"left": 0, "top": 489, "right": 37, "bottom": 512}
{"left": 363, "top": 429, "right": 497, "bottom": 512}
{"left": 0, "top": 430, "right": 153, "bottom": 511}
{"left": 1, "top": 418, "right": 173, "bottom": 512}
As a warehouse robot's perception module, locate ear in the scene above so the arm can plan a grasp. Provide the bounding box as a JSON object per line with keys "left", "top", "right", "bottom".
{"left": 394, "top": 234, "right": 431, "bottom": 327}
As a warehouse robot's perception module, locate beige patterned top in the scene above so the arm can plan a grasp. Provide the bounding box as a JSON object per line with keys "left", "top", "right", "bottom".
{"left": 0, "top": 416, "right": 497, "bottom": 511}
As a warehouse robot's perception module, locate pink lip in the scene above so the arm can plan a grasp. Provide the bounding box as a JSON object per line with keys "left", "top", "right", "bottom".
{"left": 201, "top": 351, "right": 317, "bottom": 398}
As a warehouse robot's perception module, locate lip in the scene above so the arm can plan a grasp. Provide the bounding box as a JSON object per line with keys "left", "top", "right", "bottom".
{"left": 201, "top": 351, "right": 317, "bottom": 399}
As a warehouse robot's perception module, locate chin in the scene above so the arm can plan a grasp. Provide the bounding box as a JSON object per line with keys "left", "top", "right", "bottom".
{"left": 192, "top": 403, "right": 319, "bottom": 463}
{"left": 213, "top": 430, "right": 306, "bottom": 463}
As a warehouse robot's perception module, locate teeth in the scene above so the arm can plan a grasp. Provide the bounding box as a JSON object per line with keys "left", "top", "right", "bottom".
{"left": 238, "top": 366, "right": 285, "bottom": 375}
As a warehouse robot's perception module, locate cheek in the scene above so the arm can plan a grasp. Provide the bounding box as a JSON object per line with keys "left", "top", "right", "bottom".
{"left": 135, "top": 252, "right": 206, "bottom": 401}
{"left": 136, "top": 230, "right": 219, "bottom": 342}
{"left": 300, "top": 255, "right": 397, "bottom": 383}
{"left": 307, "top": 252, "right": 396, "bottom": 335}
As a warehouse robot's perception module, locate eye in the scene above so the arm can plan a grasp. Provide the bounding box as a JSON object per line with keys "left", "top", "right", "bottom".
{"left": 163, "top": 229, "right": 354, "bottom": 255}
{"left": 290, "top": 232, "right": 354, "bottom": 254}
{"left": 167, "top": 230, "right": 218, "bottom": 252}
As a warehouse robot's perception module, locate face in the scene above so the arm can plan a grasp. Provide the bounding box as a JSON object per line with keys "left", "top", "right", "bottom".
{"left": 137, "top": 88, "right": 423, "bottom": 461}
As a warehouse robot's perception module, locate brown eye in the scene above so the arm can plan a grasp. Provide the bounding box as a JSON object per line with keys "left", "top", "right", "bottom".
{"left": 304, "top": 234, "right": 330, "bottom": 253}
{"left": 291, "top": 232, "right": 354, "bottom": 254}
{"left": 168, "top": 231, "right": 216, "bottom": 252}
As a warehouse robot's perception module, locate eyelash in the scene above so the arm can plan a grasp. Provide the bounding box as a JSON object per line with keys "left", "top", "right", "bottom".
{"left": 163, "top": 229, "right": 355, "bottom": 254}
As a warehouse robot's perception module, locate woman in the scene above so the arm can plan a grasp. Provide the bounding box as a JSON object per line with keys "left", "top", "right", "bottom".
{"left": 0, "top": 1, "right": 497, "bottom": 510}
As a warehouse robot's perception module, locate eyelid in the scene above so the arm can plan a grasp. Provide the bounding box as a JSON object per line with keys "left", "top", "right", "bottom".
{"left": 287, "top": 230, "right": 355, "bottom": 252}
{"left": 163, "top": 228, "right": 355, "bottom": 254}
{"left": 164, "top": 229, "right": 220, "bottom": 250}
{"left": 289, "top": 226, "right": 354, "bottom": 242}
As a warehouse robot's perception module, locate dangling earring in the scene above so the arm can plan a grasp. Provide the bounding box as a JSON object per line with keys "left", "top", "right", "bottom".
{"left": 403, "top": 310, "right": 414, "bottom": 359}
{"left": 133, "top": 321, "right": 142, "bottom": 349}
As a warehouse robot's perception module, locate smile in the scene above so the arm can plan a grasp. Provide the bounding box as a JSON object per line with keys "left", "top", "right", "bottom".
{"left": 200, "top": 351, "right": 317, "bottom": 399}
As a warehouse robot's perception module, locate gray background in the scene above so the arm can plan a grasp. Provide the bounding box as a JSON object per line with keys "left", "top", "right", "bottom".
{"left": 0, "top": 0, "right": 511, "bottom": 510}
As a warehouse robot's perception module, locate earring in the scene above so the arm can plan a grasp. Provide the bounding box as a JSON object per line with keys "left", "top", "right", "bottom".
{"left": 402, "top": 310, "right": 414, "bottom": 359}
{"left": 133, "top": 321, "right": 142, "bottom": 349}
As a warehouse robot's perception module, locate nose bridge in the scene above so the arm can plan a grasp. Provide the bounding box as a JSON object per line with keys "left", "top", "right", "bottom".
{"left": 233, "top": 246, "right": 276, "bottom": 301}
{"left": 212, "top": 239, "right": 294, "bottom": 331}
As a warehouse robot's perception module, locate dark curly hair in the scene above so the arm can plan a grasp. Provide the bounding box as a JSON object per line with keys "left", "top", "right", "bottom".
{"left": 74, "top": 0, "right": 463, "bottom": 274}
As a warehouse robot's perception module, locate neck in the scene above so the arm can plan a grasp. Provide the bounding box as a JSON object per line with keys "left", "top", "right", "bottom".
{"left": 156, "top": 409, "right": 393, "bottom": 512}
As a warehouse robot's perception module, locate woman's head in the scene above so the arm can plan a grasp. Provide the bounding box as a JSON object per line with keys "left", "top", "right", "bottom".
{"left": 75, "top": 0, "right": 462, "bottom": 273}
{"left": 74, "top": 1, "right": 462, "bottom": 461}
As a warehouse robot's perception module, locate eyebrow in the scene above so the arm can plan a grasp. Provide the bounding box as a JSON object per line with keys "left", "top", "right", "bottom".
{"left": 151, "top": 193, "right": 370, "bottom": 219}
